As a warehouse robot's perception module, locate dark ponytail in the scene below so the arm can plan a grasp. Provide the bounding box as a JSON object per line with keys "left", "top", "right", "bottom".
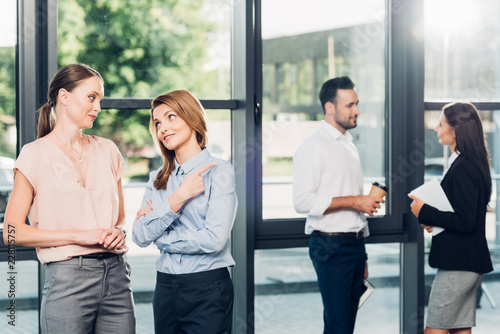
{"left": 36, "top": 64, "right": 103, "bottom": 138}
{"left": 443, "top": 102, "right": 492, "bottom": 203}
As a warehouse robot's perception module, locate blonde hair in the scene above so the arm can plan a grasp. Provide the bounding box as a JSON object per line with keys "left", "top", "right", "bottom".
{"left": 150, "top": 90, "right": 208, "bottom": 190}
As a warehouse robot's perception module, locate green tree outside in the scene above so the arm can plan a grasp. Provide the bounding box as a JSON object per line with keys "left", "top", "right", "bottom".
{"left": 58, "top": 0, "right": 230, "bottom": 157}
{"left": 0, "top": 47, "right": 16, "bottom": 159}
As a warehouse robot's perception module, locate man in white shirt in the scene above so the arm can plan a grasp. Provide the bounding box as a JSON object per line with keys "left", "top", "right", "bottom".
{"left": 293, "top": 76, "right": 384, "bottom": 334}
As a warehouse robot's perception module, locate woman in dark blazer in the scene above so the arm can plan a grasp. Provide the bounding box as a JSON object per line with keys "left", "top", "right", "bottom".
{"left": 409, "top": 102, "right": 493, "bottom": 334}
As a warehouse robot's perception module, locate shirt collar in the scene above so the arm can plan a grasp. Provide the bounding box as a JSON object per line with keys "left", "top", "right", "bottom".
{"left": 449, "top": 151, "right": 460, "bottom": 165}
{"left": 442, "top": 151, "right": 460, "bottom": 177}
{"left": 320, "top": 120, "right": 353, "bottom": 142}
{"left": 174, "top": 148, "right": 211, "bottom": 175}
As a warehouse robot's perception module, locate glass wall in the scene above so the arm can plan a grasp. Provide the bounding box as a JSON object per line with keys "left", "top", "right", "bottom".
{"left": 424, "top": 0, "right": 500, "bottom": 330}
{"left": 0, "top": 4, "right": 36, "bottom": 333}
{"left": 254, "top": 244, "right": 400, "bottom": 333}
{"left": 256, "top": 0, "right": 398, "bottom": 332}
{"left": 0, "top": 261, "right": 39, "bottom": 334}
{"left": 58, "top": 0, "right": 231, "bottom": 99}
{"left": 261, "top": 0, "right": 387, "bottom": 219}
{"left": 0, "top": 0, "right": 17, "bottom": 226}
{"left": 424, "top": 0, "right": 500, "bottom": 102}
{"left": 7, "top": 0, "right": 500, "bottom": 332}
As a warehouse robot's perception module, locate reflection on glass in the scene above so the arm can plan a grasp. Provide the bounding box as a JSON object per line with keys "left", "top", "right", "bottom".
{"left": 261, "top": 0, "right": 386, "bottom": 219}
{"left": 0, "top": 0, "right": 17, "bottom": 225}
{"left": 424, "top": 0, "right": 500, "bottom": 101}
{"left": 254, "top": 244, "right": 400, "bottom": 333}
{"left": 58, "top": 0, "right": 231, "bottom": 99}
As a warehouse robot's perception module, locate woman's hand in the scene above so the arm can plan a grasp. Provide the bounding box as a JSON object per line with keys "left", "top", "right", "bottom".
{"left": 420, "top": 224, "right": 434, "bottom": 233}
{"left": 75, "top": 227, "right": 126, "bottom": 250}
{"left": 136, "top": 199, "right": 154, "bottom": 222}
{"left": 408, "top": 194, "right": 435, "bottom": 233}
{"left": 74, "top": 228, "right": 110, "bottom": 246}
{"left": 102, "top": 226, "right": 126, "bottom": 250}
{"left": 408, "top": 194, "right": 425, "bottom": 218}
{"left": 177, "top": 162, "right": 216, "bottom": 200}
{"left": 169, "top": 162, "right": 216, "bottom": 212}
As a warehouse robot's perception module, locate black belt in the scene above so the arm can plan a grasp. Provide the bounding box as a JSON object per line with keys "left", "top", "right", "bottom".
{"left": 312, "top": 230, "right": 364, "bottom": 239}
{"left": 79, "top": 252, "right": 120, "bottom": 260}
{"left": 157, "top": 268, "right": 230, "bottom": 285}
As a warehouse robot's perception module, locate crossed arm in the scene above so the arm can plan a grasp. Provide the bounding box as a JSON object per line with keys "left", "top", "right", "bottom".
{"left": 132, "top": 162, "right": 237, "bottom": 254}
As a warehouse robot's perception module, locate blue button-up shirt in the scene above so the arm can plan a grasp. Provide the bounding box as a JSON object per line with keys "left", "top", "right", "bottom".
{"left": 132, "top": 149, "right": 238, "bottom": 274}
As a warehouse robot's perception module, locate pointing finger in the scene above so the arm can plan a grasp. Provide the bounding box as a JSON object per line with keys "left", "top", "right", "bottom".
{"left": 196, "top": 162, "right": 216, "bottom": 175}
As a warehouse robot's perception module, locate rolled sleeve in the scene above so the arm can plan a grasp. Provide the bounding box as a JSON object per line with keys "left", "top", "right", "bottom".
{"left": 308, "top": 195, "right": 332, "bottom": 217}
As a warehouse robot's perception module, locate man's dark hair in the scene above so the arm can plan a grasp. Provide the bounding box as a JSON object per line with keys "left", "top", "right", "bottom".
{"left": 319, "top": 76, "right": 355, "bottom": 113}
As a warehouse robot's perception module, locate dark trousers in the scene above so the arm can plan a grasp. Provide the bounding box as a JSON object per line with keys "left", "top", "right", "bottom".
{"left": 153, "top": 268, "right": 233, "bottom": 334}
{"left": 309, "top": 234, "right": 366, "bottom": 334}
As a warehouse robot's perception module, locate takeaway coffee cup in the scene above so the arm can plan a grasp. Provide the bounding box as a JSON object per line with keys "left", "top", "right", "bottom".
{"left": 369, "top": 182, "right": 388, "bottom": 198}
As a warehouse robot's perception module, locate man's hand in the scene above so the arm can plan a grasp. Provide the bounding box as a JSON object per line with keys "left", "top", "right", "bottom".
{"left": 353, "top": 195, "right": 384, "bottom": 216}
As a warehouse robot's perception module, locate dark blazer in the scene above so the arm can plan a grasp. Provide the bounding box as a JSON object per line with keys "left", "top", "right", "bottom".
{"left": 419, "top": 155, "right": 493, "bottom": 274}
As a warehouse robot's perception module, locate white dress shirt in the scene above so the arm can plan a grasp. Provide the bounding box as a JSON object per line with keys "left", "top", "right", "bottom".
{"left": 293, "top": 120, "right": 368, "bottom": 235}
{"left": 443, "top": 151, "right": 459, "bottom": 177}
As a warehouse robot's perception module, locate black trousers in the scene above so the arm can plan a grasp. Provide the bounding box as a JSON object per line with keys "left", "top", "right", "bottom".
{"left": 153, "top": 268, "right": 233, "bottom": 334}
{"left": 309, "top": 234, "right": 366, "bottom": 334}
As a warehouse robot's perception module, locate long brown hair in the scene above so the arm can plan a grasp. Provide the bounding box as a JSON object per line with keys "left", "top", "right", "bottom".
{"left": 36, "top": 64, "right": 103, "bottom": 138}
{"left": 443, "top": 102, "right": 492, "bottom": 203}
{"left": 150, "top": 90, "right": 208, "bottom": 190}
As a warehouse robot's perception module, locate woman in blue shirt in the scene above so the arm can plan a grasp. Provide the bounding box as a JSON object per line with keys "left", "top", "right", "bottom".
{"left": 132, "top": 90, "right": 238, "bottom": 334}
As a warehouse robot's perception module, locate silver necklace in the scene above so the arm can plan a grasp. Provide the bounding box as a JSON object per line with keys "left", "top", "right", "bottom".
{"left": 53, "top": 133, "right": 84, "bottom": 163}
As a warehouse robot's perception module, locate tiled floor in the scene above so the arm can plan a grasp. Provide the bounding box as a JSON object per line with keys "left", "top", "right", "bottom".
{"left": 254, "top": 282, "right": 500, "bottom": 334}
{"left": 1, "top": 281, "right": 498, "bottom": 333}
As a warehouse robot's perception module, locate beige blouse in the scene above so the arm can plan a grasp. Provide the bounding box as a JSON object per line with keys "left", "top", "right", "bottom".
{"left": 15, "top": 135, "right": 125, "bottom": 264}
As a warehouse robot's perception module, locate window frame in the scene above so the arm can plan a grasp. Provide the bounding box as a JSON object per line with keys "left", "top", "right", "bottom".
{"left": 1, "top": 1, "right": 457, "bottom": 333}
{"left": 254, "top": 0, "right": 409, "bottom": 249}
{"left": 251, "top": 1, "right": 427, "bottom": 333}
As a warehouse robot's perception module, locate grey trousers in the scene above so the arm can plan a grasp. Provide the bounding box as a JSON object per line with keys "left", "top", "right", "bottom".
{"left": 41, "top": 254, "right": 136, "bottom": 334}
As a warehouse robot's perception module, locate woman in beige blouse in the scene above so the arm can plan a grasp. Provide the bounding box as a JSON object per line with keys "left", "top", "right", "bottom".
{"left": 3, "top": 64, "right": 135, "bottom": 333}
